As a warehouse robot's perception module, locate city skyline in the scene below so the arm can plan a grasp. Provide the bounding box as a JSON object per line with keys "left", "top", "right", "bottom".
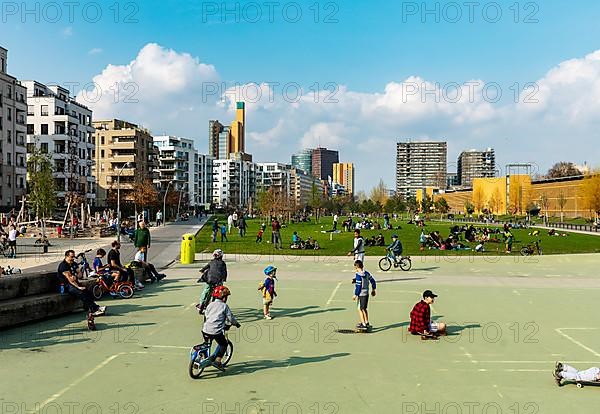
{"left": 2, "top": 2, "right": 600, "bottom": 192}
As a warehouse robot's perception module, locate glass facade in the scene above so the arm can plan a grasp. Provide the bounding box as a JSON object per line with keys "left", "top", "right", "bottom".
{"left": 291, "top": 149, "right": 313, "bottom": 175}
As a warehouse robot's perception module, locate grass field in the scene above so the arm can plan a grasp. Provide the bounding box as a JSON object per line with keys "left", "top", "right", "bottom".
{"left": 196, "top": 216, "right": 600, "bottom": 257}
{"left": 3, "top": 254, "right": 600, "bottom": 413}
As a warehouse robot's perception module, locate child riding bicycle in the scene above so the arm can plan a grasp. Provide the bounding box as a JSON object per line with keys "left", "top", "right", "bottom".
{"left": 202, "top": 285, "right": 241, "bottom": 372}
{"left": 196, "top": 249, "right": 228, "bottom": 314}
{"left": 387, "top": 234, "right": 403, "bottom": 263}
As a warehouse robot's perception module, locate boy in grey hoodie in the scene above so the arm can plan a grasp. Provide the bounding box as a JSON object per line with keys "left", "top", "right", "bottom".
{"left": 352, "top": 260, "right": 377, "bottom": 330}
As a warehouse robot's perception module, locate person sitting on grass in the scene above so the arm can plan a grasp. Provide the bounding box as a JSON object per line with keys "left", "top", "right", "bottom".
{"left": 202, "top": 286, "right": 241, "bottom": 372}
{"left": 134, "top": 246, "right": 166, "bottom": 283}
{"left": 352, "top": 260, "right": 376, "bottom": 330}
{"left": 553, "top": 362, "right": 600, "bottom": 386}
{"left": 291, "top": 231, "right": 302, "bottom": 248}
{"left": 409, "top": 290, "right": 446, "bottom": 338}
{"left": 375, "top": 233, "right": 386, "bottom": 247}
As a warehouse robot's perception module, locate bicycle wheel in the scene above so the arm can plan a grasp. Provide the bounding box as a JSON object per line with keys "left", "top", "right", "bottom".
{"left": 222, "top": 340, "right": 234, "bottom": 366}
{"left": 399, "top": 257, "right": 412, "bottom": 272}
{"left": 119, "top": 284, "right": 134, "bottom": 299}
{"left": 520, "top": 247, "right": 530, "bottom": 256}
{"left": 189, "top": 349, "right": 208, "bottom": 379}
{"left": 378, "top": 257, "right": 392, "bottom": 272}
{"left": 91, "top": 284, "right": 104, "bottom": 300}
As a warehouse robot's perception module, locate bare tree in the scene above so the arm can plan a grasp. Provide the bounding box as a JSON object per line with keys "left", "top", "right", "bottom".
{"left": 558, "top": 190, "right": 568, "bottom": 222}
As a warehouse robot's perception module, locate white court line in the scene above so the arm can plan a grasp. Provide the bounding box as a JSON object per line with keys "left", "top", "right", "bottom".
{"left": 330, "top": 299, "right": 408, "bottom": 304}
{"left": 451, "top": 360, "right": 600, "bottom": 364}
{"left": 555, "top": 328, "right": 600, "bottom": 358}
{"left": 326, "top": 282, "right": 342, "bottom": 306}
{"left": 139, "top": 344, "right": 189, "bottom": 350}
{"left": 493, "top": 384, "right": 504, "bottom": 399}
{"left": 35, "top": 353, "right": 126, "bottom": 413}
{"left": 460, "top": 346, "right": 478, "bottom": 364}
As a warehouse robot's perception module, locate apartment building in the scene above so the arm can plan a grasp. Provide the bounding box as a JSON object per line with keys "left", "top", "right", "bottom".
{"left": 256, "top": 162, "right": 292, "bottom": 196}
{"left": 457, "top": 148, "right": 496, "bottom": 187}
{"left": 92, "top": 119, "right": 157, "bottom": 206}
{"left": 396, "top": 141, "right": 447, "bottom": 198}
{"left": 332, "top": 162, "right": 355, "bottom": 196}
{"left": 24, "top": 80, "right": 95, "bottom": 206}
{"left": 212, "top": 158, "right": 256, "bottom": 209}
{"left": 0, "top": 46, "right": 28, "bottom": 207}
{"left": 290, "top": 167, "right": 324, "bottom": 208}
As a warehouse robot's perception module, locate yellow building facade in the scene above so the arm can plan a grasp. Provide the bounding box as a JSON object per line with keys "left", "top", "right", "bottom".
{"left": 332, "top": 163, "right": 355, "bottom": 196}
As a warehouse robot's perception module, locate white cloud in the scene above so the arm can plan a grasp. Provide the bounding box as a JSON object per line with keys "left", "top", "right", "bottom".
{"left": 82, "top": 44, "right": 600, "bottom": 191}
{"left": 61, "top": 27, "right": 73, "bottom": 37}
{"left": 88, "top": 48, "right": 103, "bottom": 55}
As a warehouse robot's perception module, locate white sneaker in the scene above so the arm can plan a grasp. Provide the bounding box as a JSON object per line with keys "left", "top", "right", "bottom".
{"left": 99, "top": 306, "right": 107, "bottom": 313}
{"left": 135, "top": 281, "right": 144, "bottom": 289}
{"left": 264, "top": 314, "right": 273, "bottom": 320}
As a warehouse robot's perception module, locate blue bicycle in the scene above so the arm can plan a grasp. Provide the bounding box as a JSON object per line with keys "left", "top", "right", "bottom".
{"left": 189, "top": 326, "right": 235, "bottom": 379}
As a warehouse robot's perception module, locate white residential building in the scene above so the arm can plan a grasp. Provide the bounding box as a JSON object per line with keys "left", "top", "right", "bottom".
{"left": 154, "top": 135, "right": 195, "bottom": 206}
{"left": 195, "top": 151, "right": 213, "bottom": 208}
{"left": 290, "top": 167, "right": 324, "bottom": 208}
{"left": 0, "top": 46, "right": 28, "bottom": 207}
{"left": 24, "top": 80, "right": 95, "bottom": 206}
{"left": 212, "top": 159, "right": 256, "bottom": 209}
{"left": 256, "top": 162, "right": 292, "bottom": 196}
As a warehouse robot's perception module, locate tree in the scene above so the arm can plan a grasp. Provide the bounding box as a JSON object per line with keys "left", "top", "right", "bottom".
{"left": 421, "top": 195, "right": 433, "bottom": 214}
{"left": 464, "top": 201, "right": 475, "bottom": 215}
{"left": 369, "top": 179, "right": 388, "bottom": 205}
{"left": 539, "top": 193, "right": 550, "bottom": 223}
{"left": 472, "top": 187, "right": 485, "bottom": 213}
{"left": 27, "top": 146, "right": 57, "bottom": 220}
{"left": 406, "top": 196, "right": 419, "bottom": 214}
{"left": 557, "top": 189, "right": 568, "bottom": 222}
{"left": 488, "top": 188, "right": 502, "bottom": 215}
{"left": 310, "top": 182, "right": 324, "bottom": 222}
{"left": 132, "top": 173, "right": 159, "bottom": 214}
{"left": 579, "top": 173, "right": 600, "bottom": 218}
{"left": 434, "top": 197, "right": 450, "bottom": 214}
{"left": 547, "top": 162, "right": 582, "bottom": 179}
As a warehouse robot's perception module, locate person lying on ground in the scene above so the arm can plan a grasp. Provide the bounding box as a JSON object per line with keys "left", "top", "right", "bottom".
{"left": 554, "top": 362, "right": 600, "bottom": 386}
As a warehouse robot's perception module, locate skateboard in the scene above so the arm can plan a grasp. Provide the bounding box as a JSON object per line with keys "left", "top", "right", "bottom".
{"left": 355, "top": 326, "right": 372, "bottom": 334}
{"left": 421, "top": 333, "right": 439, "bottom": 340}
{"left": 575, "top": 381, "right": 600, "bottom": 389}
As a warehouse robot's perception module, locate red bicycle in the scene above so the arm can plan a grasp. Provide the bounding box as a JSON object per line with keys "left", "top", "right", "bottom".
{"left": 91, "top": 273, "right": 134, "bottom": 299}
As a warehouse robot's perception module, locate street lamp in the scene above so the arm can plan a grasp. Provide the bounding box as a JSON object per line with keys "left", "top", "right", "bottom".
{"left": 116, "top": 162, "right": 131, "bottom": 242}
{"left": 163, "top": 180, "right": 174, "bottom": 226}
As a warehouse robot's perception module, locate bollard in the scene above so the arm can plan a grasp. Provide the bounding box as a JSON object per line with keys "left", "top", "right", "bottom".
{"left": 181, "top": 233, "right": 196, "bottom": 265}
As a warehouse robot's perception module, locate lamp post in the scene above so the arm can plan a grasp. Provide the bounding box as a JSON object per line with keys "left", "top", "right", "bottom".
{"left": 163, "top": 180, "right": 174, "bottom": 226}
{"left": 116, "top": 162, "right": 131, "bottom": 243}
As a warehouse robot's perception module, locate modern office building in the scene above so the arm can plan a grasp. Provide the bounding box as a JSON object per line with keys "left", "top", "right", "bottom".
{"left": 24, "top": 80, "right": 96, "bottom": 206}
{"left": 290, "top": 167, "right": 324, "bottom": 208}
{"left": 256, "top": 163, "right": 292, "bottom": 197}
{"left": 212, "top": 158, "right": 256, "bottom": 209}
{"left": 208, "top": 102, "right": 251, "bottom": 161}
{"left": 0, "top": 46, "right": 28, "bottom": 207}
{"left": 446, "top": 172, "right": 459, "bottom": 189}
{"left": 92, "top": 119, "right": 157, "bottom": 207}
{"left": 332, "top": 162, "right": 355, "bottom": 196}
{"left": 457, "top": 148, "right": 496, "bottom": 187}
{"left": 291, "top": 149, "right": 313, "bottom": 174}
{"left": 311, "top": 147, "right": 339, "bottom": 181}
{"left": 396, "top": 141, "right": 447, "bottom": 198}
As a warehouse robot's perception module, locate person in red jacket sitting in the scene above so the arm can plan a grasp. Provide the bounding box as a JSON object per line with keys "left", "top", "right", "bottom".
{"left": 409, "top": 290, "right": 446, "bottom": 337}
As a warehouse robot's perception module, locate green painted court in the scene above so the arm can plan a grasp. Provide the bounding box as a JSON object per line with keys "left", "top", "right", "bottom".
{"left": 2, "top": 254, "right": 600, "bottom": 413}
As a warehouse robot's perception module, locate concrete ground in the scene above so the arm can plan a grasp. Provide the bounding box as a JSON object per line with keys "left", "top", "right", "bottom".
{"left": 2, "top": 229, "right": 600, "bottom": 413}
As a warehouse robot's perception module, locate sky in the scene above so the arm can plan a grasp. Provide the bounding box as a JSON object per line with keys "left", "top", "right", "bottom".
{"left": 2, "top": 0, "right": 600, "bottom": 192}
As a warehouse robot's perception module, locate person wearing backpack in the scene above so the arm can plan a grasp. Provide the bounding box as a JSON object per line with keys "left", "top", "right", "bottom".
{"left": 352, "top": 260, "right": 376, "bottom": 330}
{"left": 196, "top": 249, "right": 228, "bottom": 314}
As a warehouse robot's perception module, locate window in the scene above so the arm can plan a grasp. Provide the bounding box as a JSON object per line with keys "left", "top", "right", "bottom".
{"left": 100, "top": 136, "right": 104, "bottom": 145}
{"left": 27, "top": 105, "right": 34, "bottom": 116}
{"left": 41, "top": 143, "right": 48, "bottom": 153}
{"left": 41, "top": 124, "right": 48, "bottom": 135}
{"left": 41, "top": 105, "right": 48, "bottom": 116}
{"left": 7, "top": 108, "right": 11, "bottom": 121}
{"left": 100, "top": 150, "right": 105, "bottom": 158}
{"left": 6, "top": 153, "right": 11, "bottom": 166}
{"left": 27, "top": 124, "right": 34, "bottom": 134}
{"left": 7, "top": 130, "right": 11, "bottom": 143}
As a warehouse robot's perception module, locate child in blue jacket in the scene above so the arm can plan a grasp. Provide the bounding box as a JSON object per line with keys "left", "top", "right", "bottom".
{"left": 260, "top": 266, "right": 278, "bottom": 320}
{"left": 352, "top": 260, "right": 376, "bottom": 330}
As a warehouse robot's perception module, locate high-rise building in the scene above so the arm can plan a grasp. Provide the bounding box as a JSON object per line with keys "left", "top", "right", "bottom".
{"left": 208, "top": 102, "right": 251, "bottom": 161}
{"left": 396, "top": 141, "right": 447, "bottom": 198}
{"left": 311, "top": 147, "right": 339, "bottom": 181}
{"left": 92, "top": 119, "right": 157, "bottom": 207}
{"left": 0, "top": 47, "right": 28, "bottom": 207}
{"left": 212, "top": 158, "right": 256, "bottom": 209}
{"left": 194, "top": 152, "right": 214, "bottom": 208}
{"left": 333, "top": 163, "right": 355, "bottom": 196}
{"left": 24, "top": 80, "right": 96, "bottom": 206}
{"left": 291, "top": 149, "right": 313, "bottom": 174}
{"left": 230, "top": 102, "right": 245, "bottom": 153}
{"left": 457, "top": 148, "right": 496, "bottom": 187}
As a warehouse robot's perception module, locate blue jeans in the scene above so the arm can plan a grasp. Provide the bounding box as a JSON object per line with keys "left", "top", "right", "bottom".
{"left": 66, "top": 285, "right": 99, "bottom": 313}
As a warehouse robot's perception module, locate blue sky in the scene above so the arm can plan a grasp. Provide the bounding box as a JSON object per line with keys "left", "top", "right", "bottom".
{"left": 3, "top": 0, "right": 600, "bottom": 191}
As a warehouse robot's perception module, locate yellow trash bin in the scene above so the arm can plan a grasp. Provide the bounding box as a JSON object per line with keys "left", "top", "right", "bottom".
{"left": 181, "top": 234, "right": 196, "bottom": 265}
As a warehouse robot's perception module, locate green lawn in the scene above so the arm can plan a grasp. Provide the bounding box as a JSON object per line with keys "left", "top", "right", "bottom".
{"left": 196, "top": 216, "right": 600, "bottom": 256}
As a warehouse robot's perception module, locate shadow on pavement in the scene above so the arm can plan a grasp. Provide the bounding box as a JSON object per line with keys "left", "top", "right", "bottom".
{"left": 234, "top": 306, "right": 345, "bottom": 322}
{"left": 378, "top": 277, "right": 426, "bottom": 284}
{"left": 199, "top": 352, "right": 351, "bottom": 378}
{"left": 370, "top": 321, "right": 410, "bottom": 333}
